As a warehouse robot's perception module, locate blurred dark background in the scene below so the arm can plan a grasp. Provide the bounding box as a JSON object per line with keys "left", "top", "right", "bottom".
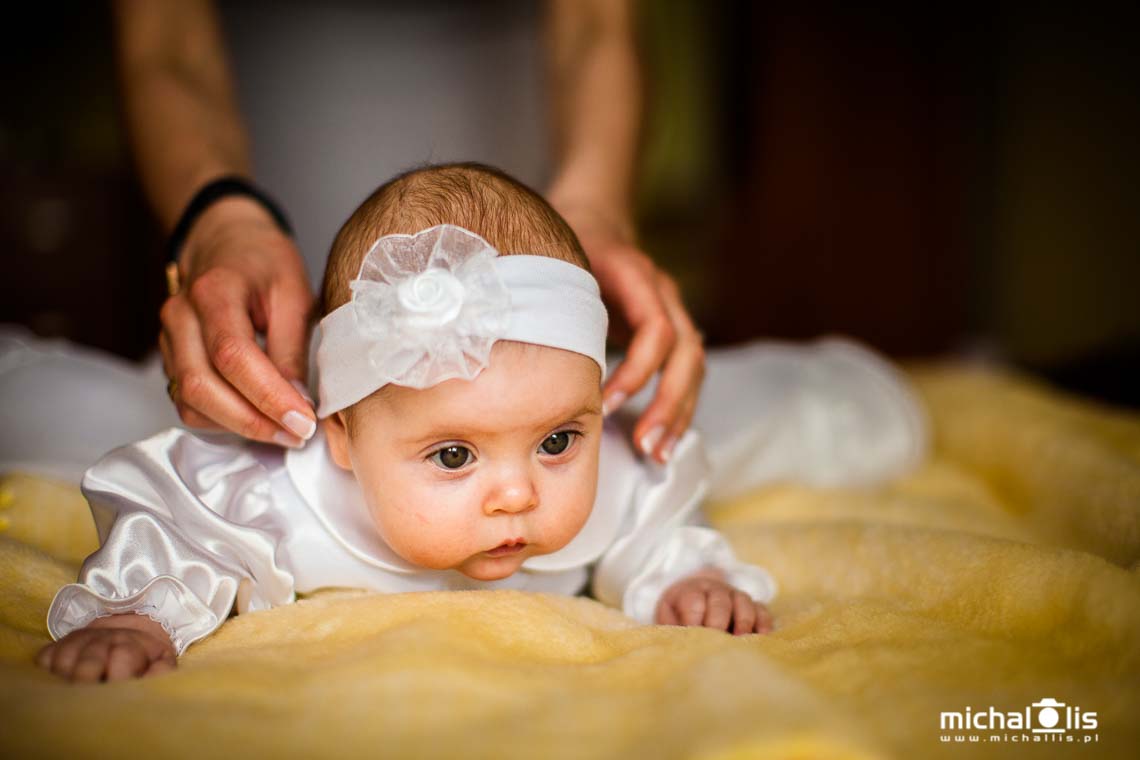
{"left": 2, "top": 1, "right": 1138, "bottom": 408}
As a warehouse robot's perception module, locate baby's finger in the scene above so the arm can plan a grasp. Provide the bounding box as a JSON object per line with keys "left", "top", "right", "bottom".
{"left": 655, "top": 596, "right": 680, "bottom": 626}
{"left": 703, "top": 588, "right": 734, "bottom": 631}
{"left": 48, "top": 636, "right": 87, "bottom": 678}
{"left": 71, "top": 638, "right": 112, "bottom": 683}
{"left": 136, "top": 628, "right": 177, "bottom": 662}
{"left": 677, "top": 589, "right": 708, "bottom": 627}
{"left": 105, "top": 641, "right": 150, "bottom": 681}
{"left": 143, "top": 649, "right": 177, "bottom": 677}
{"left": 732, "top": 591, "right": 757, "bottom": 635}
{"left": 753, "top": 604, "right": 774, "bottom": 634}
{"left": 35, "top": 643, "right": 56, "bottom": 670}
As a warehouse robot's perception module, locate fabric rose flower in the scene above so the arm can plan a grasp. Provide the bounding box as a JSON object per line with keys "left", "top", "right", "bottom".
{"left": 347, "top": 225, "right": 511, "bottom": 389}
{"left": 395, "top": 269, "right": 467, "bottom": 329}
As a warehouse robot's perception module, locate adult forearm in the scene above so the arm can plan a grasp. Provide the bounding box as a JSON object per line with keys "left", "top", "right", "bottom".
{"left": 545, "top": 0, "right": 643, "bottom": 244}
{"left": 112, "top": 0, "right": 252, "bottom": 232}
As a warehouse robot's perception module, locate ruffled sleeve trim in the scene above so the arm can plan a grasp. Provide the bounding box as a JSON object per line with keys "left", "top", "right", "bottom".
{"left": 46, "top": 573, "right": 228, "bottom": 657}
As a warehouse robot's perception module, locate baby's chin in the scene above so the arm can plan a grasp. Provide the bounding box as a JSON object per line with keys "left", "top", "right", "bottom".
{"left": 457, "top": 551, "right": 531, "bottom": 581}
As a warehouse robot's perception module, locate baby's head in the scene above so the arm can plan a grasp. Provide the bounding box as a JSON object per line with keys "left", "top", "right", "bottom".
{"left": 317, "top": 162, "right": 604, "bottom": 581}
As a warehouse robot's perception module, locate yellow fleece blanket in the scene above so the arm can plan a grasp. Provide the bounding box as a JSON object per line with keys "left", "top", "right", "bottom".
{"left": 1, "top": 364, "right": 1138, "bottom": 759}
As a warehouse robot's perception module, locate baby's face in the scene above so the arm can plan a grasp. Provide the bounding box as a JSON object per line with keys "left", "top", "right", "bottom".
{"left": 324, "top": 342, "right": 603, "bottom": 581}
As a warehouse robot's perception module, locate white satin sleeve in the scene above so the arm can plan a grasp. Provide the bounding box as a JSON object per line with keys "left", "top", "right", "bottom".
{"left": 46, "top": 428, "right": 296, "bottom": 656}
{"left": 590, "top": 429, "right": 778, "bottom": 626}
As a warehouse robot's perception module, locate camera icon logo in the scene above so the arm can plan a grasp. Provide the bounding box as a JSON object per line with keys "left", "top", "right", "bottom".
{"left": 1030, "top": 698, "right": 1067, "bottom": 733}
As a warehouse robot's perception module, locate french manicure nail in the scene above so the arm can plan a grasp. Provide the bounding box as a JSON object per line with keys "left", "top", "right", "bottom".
{"left": 282, "top": 410, "right": 316, "bottom": 440}
{"left": 289, "top": 379, "right": 315, "bottom": 406}
{"left": 639, "top": 425, "right": 665, "bottom": 457}
{"left": 272, "top": 430, "right": 305, "bottom": 449}
{"left": 602, "top": 390, "right": 627, "bottom": 417}
{"left": 658, "top": 433, "right": 678, "bottom": 463}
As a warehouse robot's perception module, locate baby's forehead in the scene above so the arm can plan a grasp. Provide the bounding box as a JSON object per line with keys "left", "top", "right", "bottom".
{"left": 354, "top": 343, "right": 602, "bottom": 439}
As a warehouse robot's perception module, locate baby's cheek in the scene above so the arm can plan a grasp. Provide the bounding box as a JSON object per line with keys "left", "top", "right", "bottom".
{"left": 543, "top": 488, "right": 596, "bottom": 550}
{"left": 374, "top": 502, "right": 467, "bottom": 569}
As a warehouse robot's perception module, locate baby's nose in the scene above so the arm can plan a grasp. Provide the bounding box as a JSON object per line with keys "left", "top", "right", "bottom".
{"left": 483, "top": 475, "right": 538, "bottom": 515}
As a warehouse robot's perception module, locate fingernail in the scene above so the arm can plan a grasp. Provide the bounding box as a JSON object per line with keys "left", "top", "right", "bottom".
{"left": 658, "top": 433, "right": 678, "bottom": 463}
{"left": 289, "top": 379, "right": 314, "bottom": 407}
{"left": 639, "top": 425, "right": 665, "bottom": 457}
{"left": 602, "top": 390, "right": 627, "bottom": 417}
{"left": 273, "top": 430, "right": 305, "bottom": 449}
{"left": 282, "top": 410, "right": 316, "bottom": 440}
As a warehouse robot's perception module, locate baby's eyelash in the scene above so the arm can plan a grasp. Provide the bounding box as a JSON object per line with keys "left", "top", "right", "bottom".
{"left": 538, "top": 429, "right": 582, "bottom": 456}
{"left": 427, "top": 444, "right": 475, "bottom": 471}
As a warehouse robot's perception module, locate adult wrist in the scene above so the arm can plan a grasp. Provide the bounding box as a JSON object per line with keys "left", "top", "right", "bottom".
{"left": 551, "top": 197, "right": 637, "bottom": 248}
{"left": 166, "top": 175, "right": 293, "bottom": 265}
{"left": 547, "top": 170, "right": 635, "bottom": 242}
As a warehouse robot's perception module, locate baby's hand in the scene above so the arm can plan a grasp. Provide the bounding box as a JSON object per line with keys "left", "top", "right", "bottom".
{"left": 655, "top": 566, "right": 773, "bottom": 635}
{"left": 35, "top": 612, "right": 177, "bottom": 683}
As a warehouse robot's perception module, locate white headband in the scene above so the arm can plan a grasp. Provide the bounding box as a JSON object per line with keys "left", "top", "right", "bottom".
{"left": 316, "top": 224, "right": 608, "bottom": 417}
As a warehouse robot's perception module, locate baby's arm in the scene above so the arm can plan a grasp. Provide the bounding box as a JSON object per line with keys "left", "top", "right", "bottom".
{"left": 653, "top": 565, "right": 773, "bottom": 635}
{"left": 36, "top": 612, "right": 177, "bottom": 683}
{"left": 43, "top": 428, "right": 296, "bottom": 682}
{"left": 591, "top": 422, "right": 777, "bottom": 634}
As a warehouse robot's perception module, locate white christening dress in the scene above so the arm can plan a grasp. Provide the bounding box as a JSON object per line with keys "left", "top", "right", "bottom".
{"left": 41, "top": 336, "right": 928, "bottom": 655}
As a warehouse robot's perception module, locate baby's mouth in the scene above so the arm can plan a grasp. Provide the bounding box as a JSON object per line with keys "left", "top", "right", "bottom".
{"left": 484, "top": 538, "right": 527, "bottom": 557}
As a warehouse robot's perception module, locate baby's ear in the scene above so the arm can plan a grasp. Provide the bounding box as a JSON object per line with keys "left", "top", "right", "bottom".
{"left": 322, "top": 413, "right": 354, "bottom": 472}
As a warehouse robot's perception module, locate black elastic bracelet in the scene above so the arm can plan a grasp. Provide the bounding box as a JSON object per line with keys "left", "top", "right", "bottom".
{"left": 165, "top": 175, "right": 294, "bottom": 264}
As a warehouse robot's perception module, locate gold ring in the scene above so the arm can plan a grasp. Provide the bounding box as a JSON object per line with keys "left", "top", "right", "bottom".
{"left": 165, "top": 262, "right": 182, "bottom": 298}
{"left": 166, "top": 378, "right": 178, "bottom": 402}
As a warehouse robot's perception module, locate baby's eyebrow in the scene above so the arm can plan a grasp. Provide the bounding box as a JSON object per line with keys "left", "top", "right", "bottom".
{"left": 401, "top": 400, "right": 601, "bottom": 444}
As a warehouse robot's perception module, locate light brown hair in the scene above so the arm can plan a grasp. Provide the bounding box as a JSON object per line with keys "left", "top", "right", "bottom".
{"left": 320, "top": 161, "right": 589, "bottom": 317}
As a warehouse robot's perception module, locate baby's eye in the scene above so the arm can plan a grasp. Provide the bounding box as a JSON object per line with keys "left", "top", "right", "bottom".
{"left": 430, "top": 445, "right": 472, "bottom": 470}
{"left": 539, "top": 431, "right": 577, "bottom": 456}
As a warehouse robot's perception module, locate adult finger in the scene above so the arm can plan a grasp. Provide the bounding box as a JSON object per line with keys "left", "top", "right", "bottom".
{"left": 165, "top": 290, "right": 305, "bottom": 446}
{"left": 71, "top": 638, "right": 112, "bottom": 683}
{"left": 159, "top": 328, "right": 173, "bottom": 380}
{"left": 160, "top": 317, "right": 225, "bottom": 431}
{"left": 635, "top": 275, "right": 706, "bottom": 462}
{"left": 703, "top": 588, "right": 734, "bottom": 631}
{"left": 677, "top": 589, "right": 707, "bottom": 627}
{"left": 189, "top": 271, "right": 316, "bottom": 443}
{"left": 732, "top": 591, "right": 757, "bottom": 635}
{"left": 599, "top": 263, "right": 676, "bottom": 416}
{"left": 105, "top": 640, "right": 150, "bottom": 681}
{"left": 263, "top": 279, "right": 314, "bottom": 384}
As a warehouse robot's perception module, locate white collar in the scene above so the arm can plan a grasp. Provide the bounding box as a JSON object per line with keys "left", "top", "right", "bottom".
{"left": 283, "top": 420, "right": 639, "bottom": 575}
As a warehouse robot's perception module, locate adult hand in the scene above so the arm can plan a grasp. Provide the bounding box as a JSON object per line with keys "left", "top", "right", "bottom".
{"left": 571, "top": 216, "right": 707, "bottom": 465}
{"left": 160, "top": 196, "right": 317, "bottom": 447}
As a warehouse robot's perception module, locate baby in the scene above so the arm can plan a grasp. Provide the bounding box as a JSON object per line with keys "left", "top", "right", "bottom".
{"left": 37, "top": 162, "right": 780, "bottom": 683}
